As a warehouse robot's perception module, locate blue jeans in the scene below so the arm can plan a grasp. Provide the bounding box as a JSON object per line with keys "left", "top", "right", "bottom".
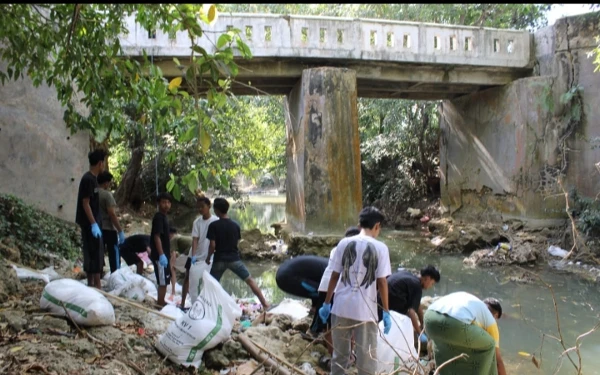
{"left": 210, "top": 260, "right": 251, "bottom": 281}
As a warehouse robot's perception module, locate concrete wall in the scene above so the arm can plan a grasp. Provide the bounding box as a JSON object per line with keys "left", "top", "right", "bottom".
{"left": 0, "top": 62, "right": 89, "bottom": 222}
{"left": 440, "top": 11, "right": 600, "bottom": 221}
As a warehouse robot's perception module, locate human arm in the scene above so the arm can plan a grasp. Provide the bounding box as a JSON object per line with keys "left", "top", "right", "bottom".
{"left": 82, "top": 198, "right": 96, "bottom": 225}
{"left": 377, "top": 277, "right": 389, "bottom": 312}
{"left": 191, "top": 237, "right": 199, "bottom": 257}
{"left": 154, "top": 234, "right": 164, "bottom": 256}
{"left": 496, "top": 348, "right": 507, "bottom": 375}
{"left": 206, "top": 240, "right": 215, "bottom": 265}
{"left": 407, "top": 308, "right": 421, "bottom": 333}
{"left": 106, "top": 205, "right": 123, "bottom": 232}
{"left": 324, "top": 271, "right": 340, "bottom": 304}
{"left": 418, "top": 305, "right": 425, "bottom": 329}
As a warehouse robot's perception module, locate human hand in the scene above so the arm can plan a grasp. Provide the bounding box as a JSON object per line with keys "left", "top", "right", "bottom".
{"left": 91, "top": 223, "right": 102, "bottom": 239}
{"left": 205, "top": 258, "right": 211, "bottom": 265}
{"left": 118, "top": 231, "right": 126, "bottom": 245}
{"left": 383, "top": 311, "right": 392, "bottom": 335}
{"left": 319, "top": 303, "right": 331, "bottom": 324}
{"left": 190, "top": 255, "right": 197, "bottom": 265}
{"left": 159, "top": 254, "right": 168, "bottom": 268}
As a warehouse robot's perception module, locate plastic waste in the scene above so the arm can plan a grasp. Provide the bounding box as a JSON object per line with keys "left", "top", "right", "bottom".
{"left": 502, "top": 224, "right": 509, "bottom": 231}
{"left": 301, "top": 363, "right": 316, "bottom": 375}
{"left": 495, "top": 243, "right": 512, "bottom": 252}
{"left": 547, "top": 245, "right": 569, "bottom": 259}
{"left": 269, "top": 298, "right": 309, "bottom": 320}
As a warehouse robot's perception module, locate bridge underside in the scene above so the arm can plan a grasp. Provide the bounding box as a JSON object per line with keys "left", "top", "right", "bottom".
{"left": 150, "top": 57, "right": 532, "bottom": 100}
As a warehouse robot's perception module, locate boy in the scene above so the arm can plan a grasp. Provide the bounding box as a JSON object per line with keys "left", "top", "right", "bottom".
{"left": 119, "top": 234, "right": 151, "bottom": 275}
{"left": 180, "top": 196, "right": 218, "bottom": 308}
{"left": 319, "top": 207, "right": 392, "bottom": 375}
{"left": 150, "top": 192, "right": 173, "bottom": 307}
{"left": 97, "top": 171, "right": 126, "bottom": 273}
{"left": 75, "top": 149, "right": 107, "bottom": 289}
{"left": 206, "top": 197, "right": 270, "bottom": 310}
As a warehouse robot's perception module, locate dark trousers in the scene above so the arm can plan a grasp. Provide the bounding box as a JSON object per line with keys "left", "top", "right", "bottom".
{"left": 102, "top": 230, "right": 119, "bottom": 273}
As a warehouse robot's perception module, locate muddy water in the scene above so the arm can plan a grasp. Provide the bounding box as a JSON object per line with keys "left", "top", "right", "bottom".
{"left": 177, "top": 195, "right": 600, "bottom": 374}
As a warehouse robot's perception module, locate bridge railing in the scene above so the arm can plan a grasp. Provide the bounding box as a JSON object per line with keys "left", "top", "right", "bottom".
{"left": 119, "top": 13, "right": 531, "bottom": 68}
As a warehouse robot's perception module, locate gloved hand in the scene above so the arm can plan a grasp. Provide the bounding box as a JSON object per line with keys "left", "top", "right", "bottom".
{"left": 319, "top": 303, "right": 331, "bottom": 324}
{"left": 159, "top": 254, "right": 168, "bottom": 268}
{"left": 91, "top": 223, "right": 102, "bottom": 239}
{"left": 190, "top": 255, "right": 197, "bottom": 265}
{"left": 383, "top": 311, "right": 392, "bottom": 335}
{"left": 301, "top": 281, "right": 319, "bottom": 298}
{"left": 118, "top": 231, "right": 126, "bottom": 245}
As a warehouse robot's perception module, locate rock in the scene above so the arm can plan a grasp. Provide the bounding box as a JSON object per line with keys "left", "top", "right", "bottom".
{"left": 222, "top": 340, "right": 249, "bottom": 359}
{"left": 0, "top": 260, "right": 24, "bottom": 303}
{"left": 0, "top": 243, "right": 21, "bottom": 263}
{"left": 292, "top": 316, "right": 312, "bottom": 332}
{"left": 242, "top": 229, "right": 264, "bottom": 244}
{"left": 287, "top": 234, "right": 341, "bottom": 257}
{"left": 0, "top": 310, "right": 28, "bottom": 331}
{"left": 270, "top": 314, "right": 293, "bottom": 331}
{"left": 204, "top": 349, "right": 231, "bottom": 369}
{"left": 37, "top": 316, "right": 70, "bottom": 332}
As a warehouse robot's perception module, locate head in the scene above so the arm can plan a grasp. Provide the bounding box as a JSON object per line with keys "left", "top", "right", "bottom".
{"left": 97, "top": 171, "right": 113, "bottom": 189}
{"left": 484, "top": 297, "right": 503, "bottom": 320}
{"left": 169, "top": 227, "right": 178, "bottom": 240}
{"left": 88, "top": 149, "right": 107, "bottom": 174}
{"left": 156, "top": 192, "right": 172, "bottom": 213}
{"left": 213, "top": 197, "right": 229, "bottom": 217}
{"left": 196, "top": 196, "right": 212, "bottom": 217}
{"left": 419, "top": 265, "right": 441, "bottom": 290}
{"left": 358, "top": 206, "right": 385, "bottom": 238}
{"left": 344, "top": 226, "right": 360, "bottom": 237}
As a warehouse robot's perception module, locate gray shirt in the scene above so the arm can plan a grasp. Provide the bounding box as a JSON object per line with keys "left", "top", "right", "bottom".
{"left": 99, "top": 188, "right": 117, "bottom": 231}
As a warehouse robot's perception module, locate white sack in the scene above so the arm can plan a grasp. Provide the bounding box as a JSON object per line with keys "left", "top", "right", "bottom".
{"left": 376, "top": 311, "right": 421, "bottom": 375}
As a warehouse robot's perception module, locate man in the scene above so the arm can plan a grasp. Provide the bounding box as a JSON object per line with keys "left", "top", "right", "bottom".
{"left": 150, "top": 192, "right": 173, "bottom": 307}
{"left": 424, "top": 292, "right": 507, "bottom": 375}
{"left": 319, "top": 207, "right": 392, "bottom": 375}
{"left": 97, "top": 171, "right": 126, "bottom": 273}
{"left": 75, "top": 149, "right": 107, "bottom": 289}
{"left": 206, "top": 197, "right": 270, "bottom": 310}
{"left": 180, "top": 196, "right": 218, "bottom": 309}
{"left": 119, "top": 234, "right": 151, "bottom": 275}
{"left": 276, "top": 255, "right": 329, "bottom": 313}
{"left": 377, "top": 265, "right": 441, "bottom": 334}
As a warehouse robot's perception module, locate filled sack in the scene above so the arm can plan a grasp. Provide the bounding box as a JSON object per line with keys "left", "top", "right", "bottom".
{"left": 376, "top": 311, "right": 421, "bottom": 375}
{"left": 188, "top": 262, "right": 212, "bottom": 304}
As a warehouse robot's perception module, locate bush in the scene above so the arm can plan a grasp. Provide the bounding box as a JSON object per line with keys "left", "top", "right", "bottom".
{"left": 0, "top": 194, "right": 81, "bottom": 266}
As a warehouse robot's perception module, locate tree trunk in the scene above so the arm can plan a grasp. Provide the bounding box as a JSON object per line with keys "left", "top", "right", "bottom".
{"left": 114, "top": 132, "right": 145, "bottom": 208}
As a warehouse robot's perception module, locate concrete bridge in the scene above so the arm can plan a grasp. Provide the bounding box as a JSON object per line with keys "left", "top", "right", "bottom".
{"left": 120, "top": 14, "right": 533, "bottom": 100}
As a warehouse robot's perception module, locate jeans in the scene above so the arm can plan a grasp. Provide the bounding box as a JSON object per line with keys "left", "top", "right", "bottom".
{"left": 210, "top": 260, "right": 251, "bottom": 281}
{"left": 331, "top": 314, "right": 378, "bottom": 375}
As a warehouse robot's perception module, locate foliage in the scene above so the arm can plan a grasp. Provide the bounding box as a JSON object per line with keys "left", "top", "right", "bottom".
{"left": 569, "top": 189, "right": 600, "bottom": 238}
{"left": 0, "top": 194, "right": 81, "bottom": 266}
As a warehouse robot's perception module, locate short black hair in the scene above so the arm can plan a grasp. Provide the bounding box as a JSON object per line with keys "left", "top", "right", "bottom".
{"left": 97, "top": 171, "right": 113, "bottom": 185}
{"left": 169, "top": 227, "right": 178, "bottom": 234}
{"left": 344, "top": 226, "right": 360, "bottom": 237}
{"left": 88, "top": 149, "right": 107, "bottom": 166}
{"left": 421, "top": 265, "right": 441, "bottom": 282}
{"left": 358, "top": 206, "right": 385, "bottom": 230}
{"left": 484, "top": 297, "right": 503, "bottom": 319}
{"left": 213, "top": 197, "right": 229, "bottom": 214}
{"left": 197, "top": 196, "right": 211, "bottom": 206}
{"left": 156, "top": 192, "right": 173, "bottom": 203}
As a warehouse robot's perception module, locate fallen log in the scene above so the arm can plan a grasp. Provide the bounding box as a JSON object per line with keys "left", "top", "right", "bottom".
{"left": 95, "top": 289, "right": 176, "bottom": 321}
{"left": 236, "top": 334, "right": 294, "bottom": 375}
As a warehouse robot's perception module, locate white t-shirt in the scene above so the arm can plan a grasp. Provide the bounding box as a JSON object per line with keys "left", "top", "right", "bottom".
{"left": 330, "top": 234, "right": 391, "bottom": 322}
{"left": 190, "top": 215, "right": 219, "bottom": 260}
{"left": 318, "top": 247, "right": 337, "bottom": 292}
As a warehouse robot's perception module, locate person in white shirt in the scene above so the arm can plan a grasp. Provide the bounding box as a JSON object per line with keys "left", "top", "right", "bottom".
{"left": 179, "top": 196, "right": 218, "bottom": 309}
{"left": 319, "top": 207, "right": 392, "bottom": 375}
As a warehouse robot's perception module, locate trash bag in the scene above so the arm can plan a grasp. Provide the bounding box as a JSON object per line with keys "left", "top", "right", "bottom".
{"left": 376, "top": 311, "right": 421, "bottom": 375}
{"left": 188, "top": 262, "right": 212, "bottom": 304}
{"left": 156, "top": 270, "right": 242, "bottom": 367}
{"left": 40, "top": 279, "right": 115, "bottom": 326}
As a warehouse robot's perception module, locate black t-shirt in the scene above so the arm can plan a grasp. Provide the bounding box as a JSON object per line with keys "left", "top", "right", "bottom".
{"left": 386, "top": 271, "right": 423, "bottom": 314}
{"left": 276, "top": 255, "right": 328, "bottom": 283}
{"left": 150, "top": 212, "right": 170, "bottom": 261}
{"left": 206, "top": 218, "right": 241, "bottom": 262}
{"left": 75, "top": 171, "right": 101, "bottom": 227}
{"left": 120, "top": 234, "right": 151, "bottom": 254}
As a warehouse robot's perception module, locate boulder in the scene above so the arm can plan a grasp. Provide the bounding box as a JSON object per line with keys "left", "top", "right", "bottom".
{"left": 222, "top": 340, "right": 249, "bottom": 360}
{"left": 287, "top": 234, "right": 341, "bottom": 257}
{"left": 0, "top": 260, "right": 23, "bottom": 303}
{"left": 204, "top": 349, "right": 231, "bottom": 369}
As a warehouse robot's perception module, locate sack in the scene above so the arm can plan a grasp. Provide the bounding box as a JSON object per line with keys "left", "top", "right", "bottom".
{"left": 376, "top": 311, "right": 420, "bottom": 375}
{"left": 188, "top": 262, "right": 212, "bottom": 304}
{"left": 108, "top": 267, "right": 157, "bottom": 299}
{"left": 156, "top": 270, "right": 242, "bottom": 367}
{"left": 40, "top": 279, "right": 115, "bottom": 326}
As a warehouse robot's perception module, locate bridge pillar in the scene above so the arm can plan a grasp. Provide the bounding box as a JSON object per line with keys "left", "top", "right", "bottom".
{"left": 285, "top": 67, "right": 362, "bottom": 233}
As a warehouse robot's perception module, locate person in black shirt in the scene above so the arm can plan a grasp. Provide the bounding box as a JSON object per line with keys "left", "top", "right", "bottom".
{"left": 75, "top": 149, "right": 107, "bottom": 289}
{"left": 119, "top": 234, "right": 151, "bottom": 275}
{"left": 151, "top": 192, "right": 172, "bottom": 307}
{"left": 206, "top": 197, "right": 270, "bottom": 310}
{"left": 378, "top": 265, "right": 441, "bottom": 334}
{"left": 276, "top": 255, "right": 328, "bottom": 310}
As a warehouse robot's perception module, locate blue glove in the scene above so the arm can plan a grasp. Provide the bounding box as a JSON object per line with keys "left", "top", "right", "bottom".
{"left": 159, "top": 254, "right": 168, "bottom": 268}
{"left": 118, "top": 231, "right": 126, "bottom": 245}
{"left": 383, "top": 311, "right": 392, "bottom": 335}
{"left": 190, "top": 255, "right": 197, "bottom": 265}
{"left": 420, "top": 332, "right": 428, "bottom": 344}
{"left": 91, "top": 223, "right": 102, "bottom": 239}
{"left": 319, "top": 303, "right": 331, "bottom": 324}
{"left": 301, "top": 281, "right": 319, "bottom": 298}
{"left": 114, "top": 244, "right": 121, "bottom": 270}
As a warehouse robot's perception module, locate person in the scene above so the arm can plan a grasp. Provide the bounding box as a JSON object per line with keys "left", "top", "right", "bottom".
{"left": 75, "top": 149, "right": 107, "bottom": 289}
{"left": 319, "top": 207, "right": 392, "bottom": 375}
{"left": 314, "top": 226, "right": 361, "bottom": 361}
{"left": 180, "top": 196, "right": 218, "bottom": 309}
{"left": 206, "top": 197, "right": 270, "bottom": 310}
{"left": 377, "top": 265, "right": 441, "bottom": 334}
{"left": 424, "top": 292, "right": 507, "bottom": 375}
{"left": 275, "top": 255, "right": 329, "bottom": 313}
{"left": 150, "top": 192, "right": 173, "bottom": 307}
{"left": 97, "top": 171, "right": 126, "bottom": 274}
{"left": 119, "top": 234, "right": 151, "bottom": 275}
{"left": 168, "top": 227, "right": 186, "bottom": 298}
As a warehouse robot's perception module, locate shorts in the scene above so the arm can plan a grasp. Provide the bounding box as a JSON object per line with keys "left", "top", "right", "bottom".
{"left": 81, "top": 226, "right": 104, "bottom": 274}
{"left": 121, "top": 250, "right": 141, "bottom": 266}
{"left": 210, "top": 260, "right": 251, "bottom": 281}
{"left": 153, "top": 260, "right": 171, "bottom": 286}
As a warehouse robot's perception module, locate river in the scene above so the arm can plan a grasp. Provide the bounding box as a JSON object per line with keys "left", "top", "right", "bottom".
{"left": 174, "top": 195, "right": 600, "bottom": 375}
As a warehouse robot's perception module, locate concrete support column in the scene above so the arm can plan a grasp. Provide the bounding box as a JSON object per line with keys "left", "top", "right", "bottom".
{"left": 285, "top": 67, "right": 362, "bottom": 233}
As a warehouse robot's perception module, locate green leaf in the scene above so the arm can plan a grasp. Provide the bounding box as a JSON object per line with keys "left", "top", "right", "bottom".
{"left": 200, "top": 168, "right": 209, "bottom": 179}
{"left": 199, "top": 126, "right": 212, "bottom": 152}
{"left": 220, "top": 174, "right": 229, "bottom": 188}
{"left": 187, "top": 176, "right": 198, "bottom": 193}
{"left": 173, "top": 57, "right": 181, "bottom": 66}
{"left": 192, "top": 45, "right": 208, "bottom": 57}
{"left": 166, "top": 177, "right": 175, "bottom": 191}
{"left": 217, "top": 34, "right": 232, "bottom": 49}
{"left": 172, "top": 184, "right": 181, "bottom": 201}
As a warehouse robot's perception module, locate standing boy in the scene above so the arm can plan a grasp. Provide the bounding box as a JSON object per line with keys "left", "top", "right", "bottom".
{"left": 150, "top": 192, "right": 172, "bottom": 307}
{"left": 97, "top": 171, "right": 126, "bottom": 273}
{"left": 206, "top": 197, "right": 270, "bottom": 310}
{"left": 75, "top": 149, "right": 107, "bottom": 289}
{"left": 319, "top": 207, "right": 392, "bottom": 375}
